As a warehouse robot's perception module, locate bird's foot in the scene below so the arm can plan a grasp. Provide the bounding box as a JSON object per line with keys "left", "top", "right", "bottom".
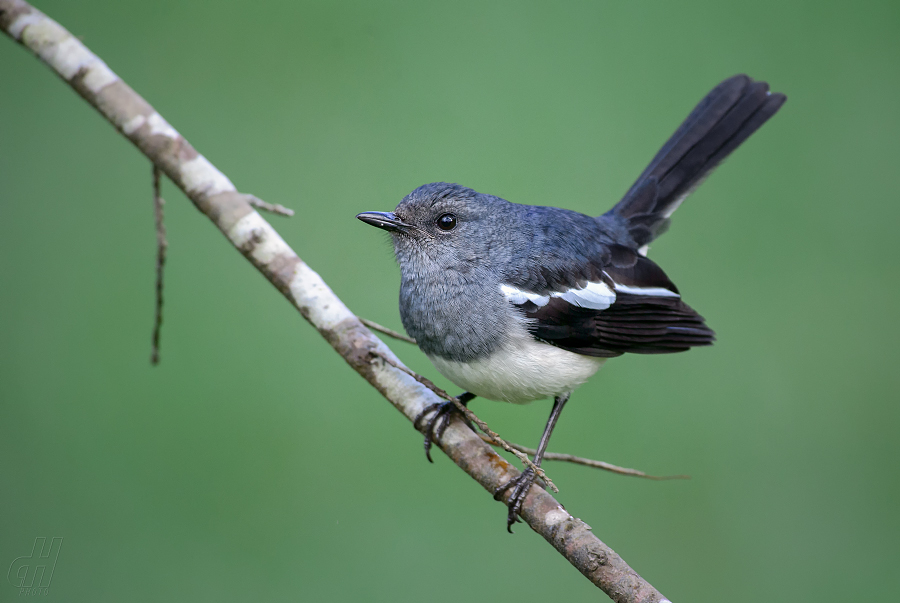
{"left": 493, "top": 467, "right": 537, "bottom": 533}
{"left": 413, "top": 398, "right": 473, "bottom": 463}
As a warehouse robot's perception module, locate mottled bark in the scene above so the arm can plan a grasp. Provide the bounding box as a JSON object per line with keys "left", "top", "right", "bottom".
{"left": 0, "top": 2, "right": 671, "bottom": 601}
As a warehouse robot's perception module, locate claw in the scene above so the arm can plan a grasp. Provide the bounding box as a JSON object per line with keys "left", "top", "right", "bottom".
{"left": 435, "top": 409, "right": 454, "bottom": 440}
{"left": 413, "top": 402, "right": 442, "bottom": 430}
{"left": 494, "top": 468, "right": 536, "bottom": 533}
{"left": 414, "top": 393, "right": 476, "bottom": 463}
{"left": 493, "top": 478, "right": 514, "bottom": 501}
{"left": 414, "top": 399, "right": 471, "bottom": 463}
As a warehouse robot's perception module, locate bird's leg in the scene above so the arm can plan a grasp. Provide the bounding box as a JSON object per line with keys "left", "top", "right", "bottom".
{"left": 494, "top": 393, "right": 570, "bottom": 533}
{"left": 413, "top": 392, "right": 477, "bottom": 463}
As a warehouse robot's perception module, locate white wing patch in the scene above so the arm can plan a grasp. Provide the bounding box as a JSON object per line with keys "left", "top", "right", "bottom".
{"left": 502, "top": 269, "right": 679, "bottom": 311}
{"left": 556, "top": 281, "right": 616, "bottom": 309}
{"left": 500, "top": 281, "right": 615, "bottom": 310}
{"left": 600, "top": 270, "right": 680, "bottom": 298}
{"left": 499, "top": 284, "right": 550, "bottom": 307}
{"left": 611, "top": 283, "right": 680, "bottom": 298}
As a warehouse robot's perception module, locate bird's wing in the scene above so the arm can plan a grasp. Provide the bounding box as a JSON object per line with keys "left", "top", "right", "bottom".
{"left": 502, "top": 245, "right": 715, "bottom": 357}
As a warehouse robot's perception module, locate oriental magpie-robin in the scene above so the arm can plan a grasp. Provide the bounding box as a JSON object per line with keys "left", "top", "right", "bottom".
{"left": 357, "top": 74, "right": 786, "bottom": 531}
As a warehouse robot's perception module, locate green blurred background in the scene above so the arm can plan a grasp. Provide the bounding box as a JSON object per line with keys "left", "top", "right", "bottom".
{"left": 2, "top": 0, "right": 898, "bottom": 601}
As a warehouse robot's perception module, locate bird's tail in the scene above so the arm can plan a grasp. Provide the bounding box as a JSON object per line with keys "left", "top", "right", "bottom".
{"left": 605, "top": 75, "right": 786, "bottom": 249}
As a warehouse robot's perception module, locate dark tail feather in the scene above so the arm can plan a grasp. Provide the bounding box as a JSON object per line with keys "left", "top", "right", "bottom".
{"left": 606, "top": 75, "right": 786, "bottom": 248}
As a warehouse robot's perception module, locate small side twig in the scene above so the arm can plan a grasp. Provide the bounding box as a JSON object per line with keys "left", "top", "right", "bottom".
{"left": 476, "top": 434, "right": 689, "bottom": 480}
{"left": 374, "top": 352, "right": 558, "bottom": 493}
{"left": 245, "top": 194, "right": 294, "bottom": 217}
{"left": 360, "top": 318, "right": 417, "bottom": 344}
{"left": 150, "top": 165, "right": 167, "bottom": 365}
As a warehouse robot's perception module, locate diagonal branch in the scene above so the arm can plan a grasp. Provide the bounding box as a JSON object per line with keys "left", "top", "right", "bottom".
{"left": 0, "top": 3, "right": 671, "bottom": 601}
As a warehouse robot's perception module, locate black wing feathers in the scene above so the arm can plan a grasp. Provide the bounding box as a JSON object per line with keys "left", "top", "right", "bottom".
{"left": 513, "top": 247, "right": 715, "bottom": 357}
{"left": 603, "top": 245, "right": 679, "bottom": 294}
{"left": 523, "top": 293, "right": 714, "bottom": 358}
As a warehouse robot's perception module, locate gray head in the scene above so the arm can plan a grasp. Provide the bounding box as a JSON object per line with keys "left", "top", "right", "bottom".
{"left": 357, "top": 182, "right": 521, "bottom": 278}
{"left": 357, "top": 183, "right": 532, "bottom": 359}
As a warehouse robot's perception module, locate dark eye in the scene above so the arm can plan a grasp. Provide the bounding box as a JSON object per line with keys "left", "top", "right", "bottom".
{"left": 436, "top": 213, "right": 457, "bottom": 231}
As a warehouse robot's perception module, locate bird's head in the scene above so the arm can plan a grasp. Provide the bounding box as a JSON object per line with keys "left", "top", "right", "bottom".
{"left": 357, "top": 182, "right": 516, "bottom": 276}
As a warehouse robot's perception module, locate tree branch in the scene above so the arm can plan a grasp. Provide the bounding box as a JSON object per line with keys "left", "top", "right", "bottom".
{"left": 0, "top": 3, "right": 671, "bottom": 601}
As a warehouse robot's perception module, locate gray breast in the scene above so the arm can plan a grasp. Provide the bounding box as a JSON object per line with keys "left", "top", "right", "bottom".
{"left": 399, "top": 270, "right": 515, "bottom": 363}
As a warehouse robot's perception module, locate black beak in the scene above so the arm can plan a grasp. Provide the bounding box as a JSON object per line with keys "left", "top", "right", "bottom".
{"left": 356, "top": 211, "right": 413, "bottom": 233}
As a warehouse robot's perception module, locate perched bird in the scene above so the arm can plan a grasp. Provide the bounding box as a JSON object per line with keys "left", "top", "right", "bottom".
{"left": 357, "top": 74, "right": 786, "bottom": 531}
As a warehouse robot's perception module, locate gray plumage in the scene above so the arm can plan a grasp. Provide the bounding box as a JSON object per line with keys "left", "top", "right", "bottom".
{"left": 358, "top": 73, "right": 786, "bottom": 394}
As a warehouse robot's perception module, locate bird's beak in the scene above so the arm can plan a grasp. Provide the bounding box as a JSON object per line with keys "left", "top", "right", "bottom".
{"left": 356, "top": 211, "right": 413, "bottom": 233}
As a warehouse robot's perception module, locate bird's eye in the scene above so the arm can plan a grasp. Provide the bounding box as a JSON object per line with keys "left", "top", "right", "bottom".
{"left": 436, "top": 213, "right": 457, "bottom": 231}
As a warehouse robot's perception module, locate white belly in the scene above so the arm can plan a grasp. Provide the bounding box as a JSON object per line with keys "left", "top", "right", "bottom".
{"left": 428, "top": 338, "right": 606, "bottom": 404}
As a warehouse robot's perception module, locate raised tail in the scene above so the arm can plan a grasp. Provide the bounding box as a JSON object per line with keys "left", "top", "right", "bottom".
{"left": 605, "top": 74, "right": 786, "bottom": 249}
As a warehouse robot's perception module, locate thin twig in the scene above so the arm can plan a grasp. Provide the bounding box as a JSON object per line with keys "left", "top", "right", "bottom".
{"left": 375, "top": 352, "right": 558, "bottom": 493}
{"left": 359, "top": 318, "right": 417, "bottom": 344}
{"left": 245, "top": 194, "right": 294, "bottom": 217}
{"left": 150, "top": 165, "right": 167, "bottom": 365}
{"left": 476, "top": 434, "right": 689, "bottom": 480}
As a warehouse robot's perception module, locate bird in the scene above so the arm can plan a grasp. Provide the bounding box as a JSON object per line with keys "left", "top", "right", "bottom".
{"left": 357, "top": 74, "right": 786, "bottom": 531}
